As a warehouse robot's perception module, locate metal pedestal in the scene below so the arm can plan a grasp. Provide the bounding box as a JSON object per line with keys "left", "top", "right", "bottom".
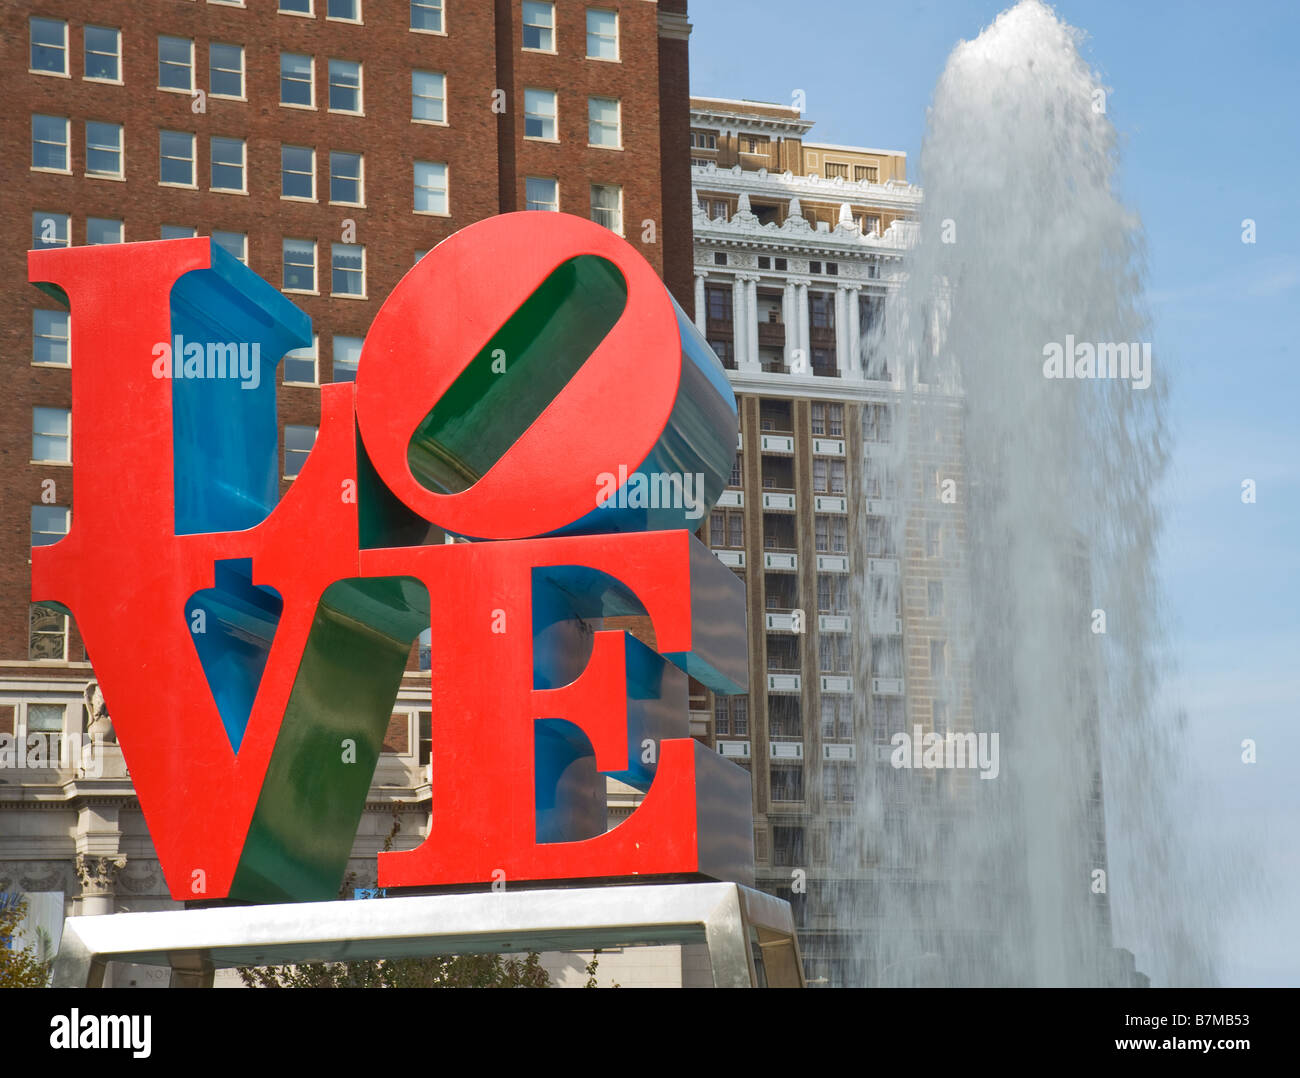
{"left": 50, "top": 882, "right": 804, "bottom": 988}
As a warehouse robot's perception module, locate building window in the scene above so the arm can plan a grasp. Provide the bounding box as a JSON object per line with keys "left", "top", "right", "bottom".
{"left": 926, "top": 521, "right": 942, "bottom": 558}
{"left": 31, "top": 115, "right": 69, "bottom": 172}
{"left": 411, "top": 70, "right": 446, "bottom": 123}
{"left": 31, "top": 17, "right": 68, "bottom": 75}
{"left": 331, "top": 243, "right": 365, "bottom": 297}
{"left": 932, "top": 700, "right": 948, "bottom": 736}
{"left": 413, "top": 160, "right": 448, "bottom": 215}
{"left": 525, "top": 176, "right": 558, "bottom": 211}
{"left": 283, "top": 335, "right": 319, "bottom": 385}
{"left": 159, "top": 130, "right": 196, "bottom": 186}
{"left": 284, "top": 425, "right": 317, "bottom": 478}
{"left": 210, "top": 43, "right": 245, "bottom": 98}
{"left": 282, "top": 238, "right": 317, "bottom": 292}
{"left": 810, "top": 292, "right": 834, "bottom": 329}
{"left": 330, "top": 151, "right": 363, "bottom": 205}
{"left": 33, "top": 310, "right": 70, "bottom": 366}
{"left": 826, "top": 262, "right": 839, "bottom": 276}
{"left": 280, "top": 0, "right": 313, "bottom": 13}
{"left": 210, "top": 136, "right": 246, "bottom": 192}
{"left": 730, "top": 455, "right": 742, "bottom": 487}
{"left": 690, "top": 130, "right": 718, "bottom": 150}
{"left": 84, "top": 26, "right": 121, "bottom": 82}
{"left": 31, "top": 505, "right": 70, "bottom": 547}
{"left": 86, "top": 217, "right": 123, "bottom": 245}
{"left": 332, "top": 336, "right": 363, "bottom": 381}
{"left": 411, "top": 0, "right": 443, "bottom": 33}
{"left": 712, "top": 252, "right": 727, "bottom": 266}
{"left": 825, "top": 161, "right": 848, "bottom": 179}
{"left": 281, "top": 145, "right": 315, "bottom": 200}
{"left": 522, "top": 1, "right": 555, "bottom": 51}
{"left": 280, "top": 53, "right": 314, "bottom": 107}
{"left": 328, "top": 59, "right": 362, "bottom": 112}
{"left": 586, "top": 9, "right": 618, "bottom": 60}
{"left": 588, "top": 96, "right": 621, "bottom": 148}
{"left": 714, "top": 696, "right": 729, "bottom": 737}
{"left": 85, "top": 121, "right": 123, "bottom": 179}
{"left": 928, "top": 580, "right": 944, "bottom": 617}
{"left": 705, "top": 286, "right": 729, "bottom": 322}
{"left": 865, "top": 215, "right": 881, "bottom": 235}
{"left": 33, "top": 407, "right": 71, "bottom": 463}
{"left": 930, "top": 638, "right": 947, "bottom": 678}
{"left": 590, "top": 183, "right": 622, "bottom": 235}
{"left": 709, "top": 509, "right": 743, "bottom": 549}
{"left": 327, "top": 0, "right": 360, "bottom": 21}
{"left": 28, "top": 704, "right": 67, "bottom": 735}
{"left": 770, "top": 768, "right": 804, "bottom": 805}
{"left": 855, "top": 164, "right": 879, "bottom": 183}
{"left": 524, "top": 88, "right": 556, "bottom": 140}
{"left": 32, "top": 211, "right": 69, "bottom": 250}
{"left": 213, "top": 231, "right": 248, "bottom": 265}
{"left": 29, "top": 606, "right": 68, "bottom": 661}
{"left": 158, "top": 36, "right": 194, "bottom": 92}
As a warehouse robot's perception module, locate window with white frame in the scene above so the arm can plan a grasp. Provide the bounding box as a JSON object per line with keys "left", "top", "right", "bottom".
{"left": 158, "top": 36, "right": 194, "bottom": 91}
{"left": 410, "top": 0, "right": 443, "bottom": 32}
{"left": 331, "top": 243, "right": 365, "bottom": 297}
{"left": 30, "top": 17, "right": 68, "bottom": 75}
{"left": 280, "top": 0, "right": 313, "bottom": 13}
{"left": 31, "top": 505, "right": 70, "bottom": 547}
{"left": 86, "top": 217, "right": 123, "bottom": 245}
{"left": 283, "top": 238, "right": 317, "bottom": 292}
{"left": 27, "top": 703, "right": 67, "bottom": 736}
{"left": 411, "top": 70, "right": 445, "bottom": 123}
{"left": 29, "top": 607, "right": 68, "bottom": 661}
{"left": 413, "top": 161, "right": 448, "bottom": 215}
{"left": 280, "top": 53, "right": 314, "bottom": 107}
{"left": 284, "top": 426, "right": 317, "bottom": 478}
{"left": 84, "top": 26, "right": 121, "bottom": 82}
{"left": 32, "top": 407, "right": 71, "bottom": 463}
{"left": 31, "top": 212, "right": 70, "bottom": 250}
{"left": 588, "top": 96, "right": 620, "bottom": 148}
{"left": 332, "top": 336, "right": 363, "bottom": 381}
{"left": 522, "top": 1, "right": 554, "bottom": 51}
{"left": 523, "top": 88, "right": 556, "bottom": 140}
{"left": 159, "top": 130, "right": 196, "bottom": 186}
{"left": 587, "top": 9, "right": 618, "bottom": 60}
{"left": 213, "top": 231, "right": 248, "bottom": 265}
{"left": 283, "top": 335, "right": 319, "bottom": 384}
{"left": 210, "top": 136, "right": 246, "bottom": 192}
{"left": 281, "top": 145, "right": 315, "bottom": 200}
{"left": 31, "top": 115, "right": 69, "bottom": 172}
{"left": 161, "top": 225, "right": 197, "bottom": 239}
{"left": 85, "top": 121, "right": 123, "bottom": 179}
{"left": 33, "top": 310, "right": 70, "bottom": 366}
{"left": 328, "top": 59, "right": 362, "bottom": 112}
{"left": 525, "top": 177, "right": 558, "bottom": 211}
{"left": 329, "top": 151, "right": 363, "bottom": 204}
{"left": 210, "top": 43, "right": 244, "bottom": 98}
{"left": 590, "top": 183, "right": 622, "bottom": 234}
{"left": 327, "top": 0, "right": 360, "bottom": 21}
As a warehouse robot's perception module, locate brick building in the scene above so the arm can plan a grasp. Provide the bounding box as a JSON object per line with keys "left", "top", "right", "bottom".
{"left": 0, "top": 0, "right": 696, "bottom": 984}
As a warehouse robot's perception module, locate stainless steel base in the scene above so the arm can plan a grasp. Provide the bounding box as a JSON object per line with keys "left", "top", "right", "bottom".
{"left": 50, "top": 882, "right": 804, "bottom": 988}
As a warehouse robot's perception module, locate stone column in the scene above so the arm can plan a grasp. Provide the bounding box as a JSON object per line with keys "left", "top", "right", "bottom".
{"left": 744, "top": 275, "right": 760, "bottom": 371}
{"left": 782, "top": 280, "right": 797, "bottom": 372}
{"left": 796, "top": 281, "right": 810, "bottom": 370}
{"left": 693, "top": 271, "right": 708, "bottom": 334}
{"left": 846, "top": 286, "right": 862, "bottom": 378}
{"left": 834, "top": 286, "right": 849, "bottom": 375}
{"left": 75, "top": 853, "right": 126, "bottom": 917}
{"left": 730, "top": 274, "right": 746, "bottom": 369}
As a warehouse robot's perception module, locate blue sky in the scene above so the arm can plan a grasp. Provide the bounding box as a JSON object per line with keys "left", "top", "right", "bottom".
{"left": 689, "top": 0, "right": 1300, "bottom": 985}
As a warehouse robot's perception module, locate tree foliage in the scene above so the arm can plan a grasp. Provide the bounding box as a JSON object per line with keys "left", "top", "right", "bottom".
{"left": 0, "top": 894, "right": 53, "bottom": 989}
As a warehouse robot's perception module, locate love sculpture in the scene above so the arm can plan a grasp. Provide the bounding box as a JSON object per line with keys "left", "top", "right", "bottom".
{"left": 28, "top": 213, "right": 754, "bottom": 904}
